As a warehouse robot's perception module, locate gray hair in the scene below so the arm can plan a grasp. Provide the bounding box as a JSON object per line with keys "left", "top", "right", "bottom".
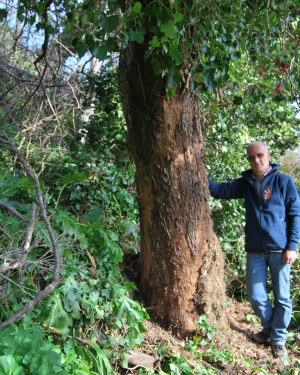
{"left": 246, "top": 141, "right": 269, "bottom": 154}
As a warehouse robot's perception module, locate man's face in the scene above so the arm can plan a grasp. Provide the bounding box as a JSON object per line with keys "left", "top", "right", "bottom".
{"left": 247, "top": 143, "right": 271, "bottom": 177}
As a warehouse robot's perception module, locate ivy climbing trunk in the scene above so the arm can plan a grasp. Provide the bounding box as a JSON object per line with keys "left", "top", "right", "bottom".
{"left": 119, "top": 42, "right": 227, "bottom": 336}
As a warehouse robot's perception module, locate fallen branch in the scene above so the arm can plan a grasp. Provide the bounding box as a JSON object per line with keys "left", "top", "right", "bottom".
{"left": 0, "top": 226, "right": 12, "bottom": 240}
{"left": 0, "top": 203, "right": 37, "bottom": 273}
{"left": 0, "top": 200, "right": 29, "bottom": 223}
{"left": 0, "top": 279, "right": 63, "bottom": 330}
{"left": 42, "top": 324, "right": 94, "bottom": 347}
{"left": 0, "top": 137, "right": 61, "bottom": 280}
{"left": 0, "top": 137, "right": 63, "bottom": 330}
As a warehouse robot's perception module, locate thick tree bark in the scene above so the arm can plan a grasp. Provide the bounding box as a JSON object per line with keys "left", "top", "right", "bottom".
{"left": 119, "top": 42, "right": 227, "bottom": 336}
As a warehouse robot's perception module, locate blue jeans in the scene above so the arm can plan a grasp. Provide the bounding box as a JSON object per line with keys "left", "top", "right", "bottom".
{"left": 246, "top": 252, "right": 292, "bottom": 345}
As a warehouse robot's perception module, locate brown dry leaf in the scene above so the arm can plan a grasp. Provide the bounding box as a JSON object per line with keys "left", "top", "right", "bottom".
{"left": 272, "top": 81, "right": 283, "bottom": 97}
{"left": 86, "top": 250, "right": 98, "bottom": 277}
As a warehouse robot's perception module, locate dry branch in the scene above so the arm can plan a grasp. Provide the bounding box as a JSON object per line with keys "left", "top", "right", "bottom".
{"left": 0, "top": 279, "right": 63, "bottom": 330}
{"left": 0, "top": 201, "right": 29, "bottom": 223}
{"left": 0, "top": 137, "right": 63, "bottom": 330}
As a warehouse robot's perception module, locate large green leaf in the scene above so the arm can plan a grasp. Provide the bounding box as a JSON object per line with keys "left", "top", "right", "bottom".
{"left": 44, "top": 294, "right": 73, "bottom": 334}
{"left": 160, "top": 23, "right": 179, "bottom": 38}
{"left": 0, "top": 355, "right": 24, "bottom": 375}
{"left": 100, "top": 13, "right": 119, "bottom": 33}
{"left": 129, "top": 27, "right": 145, "bottom": 43}
{"left": 132, "top": 2, "right": 142, "bottom": 14}
{"left": 203, "top": 69, "right": 217, "bottom": 92}
{"left": 58, "top": 172, "right": 85, "bottom": 186}
{"left": 93, "top": 45, "right": 107, "bottom": 61}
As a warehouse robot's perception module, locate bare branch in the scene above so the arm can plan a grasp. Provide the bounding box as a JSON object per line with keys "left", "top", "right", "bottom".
{"left": 0, "top": 278, "right": 63, "bottom": 331}
{"left": 0, "top": 137, "right": 63, "bottom": 329}
{"left": 0, "top": 226, "right": 12, "bottom": 240}
{"left": 0, "top": 200, "right": 29, "bottom": 223}
{"left": 0, "top": 138, "right": 61, "bottom": 278}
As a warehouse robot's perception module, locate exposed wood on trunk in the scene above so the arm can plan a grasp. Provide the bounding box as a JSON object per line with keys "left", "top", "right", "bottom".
{"left": 118, "top": 41, "right": 227, "bottom": 336}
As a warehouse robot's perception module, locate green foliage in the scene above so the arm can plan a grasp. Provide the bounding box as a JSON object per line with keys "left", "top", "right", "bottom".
{"left": 0, "top": 61, "right": 144, "bottom": 371}
{"left": 204, "top": 53, "right": 300, "bottom": 304}
{"left": 280, "top": 149, "right": 300, "bottom": 192}
{"left": 62, "top": 344, "right": 113, "bottom": 375}
{"left": 0, "top": 2, "right": 300, "bottom": 372}
{"left": 0, "top": 320, "right": 66, "bottom": 375}
{"left": 0, "top": 162, "right": 146, "bottom": 371}
{"left": 156, "top": 340, "right": 218, "bottom": 375}
{"left": 5, "top": 0, "right": 297, "bottom": 98}
{"left": 0, "top": 318, "right": 114, "bottom": 374}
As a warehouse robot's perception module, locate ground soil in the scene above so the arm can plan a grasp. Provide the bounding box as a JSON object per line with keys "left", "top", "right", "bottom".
{"left": 121, "top": 300, "right": 300, "bottom": 374}
{"left": 121, "top": 250, "right": 299, "bottom": 374}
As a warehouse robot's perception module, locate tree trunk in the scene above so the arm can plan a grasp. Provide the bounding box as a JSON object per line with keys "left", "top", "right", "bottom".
{"left": 119, "top": 42, "right": 227, "bottom": 337}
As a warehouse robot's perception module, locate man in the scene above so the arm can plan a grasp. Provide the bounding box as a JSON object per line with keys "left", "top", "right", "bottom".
{"left": 208, "top": 141, "right": 300, "bottom": 358}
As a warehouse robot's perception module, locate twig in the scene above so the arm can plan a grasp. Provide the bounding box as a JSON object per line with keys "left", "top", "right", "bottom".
{"left": 0, "top": 200, "right": 29, "bottom": 223}
{"left": 0, "top": 138, "right": 61, "bottom": 280}
{"left": 41, "top": 324, "right": 93, "bottom": 347}
{"left": 0, "top": 273, "right": 33, "bottom": 297}
{"left": 0, "top": 226, "right": 12, "bottom": 240}
{"left": 0, "top": 138, "right": 63, "bottom": 330}
{"left": 0, "top": 279, "right": 63, "bottom": 330}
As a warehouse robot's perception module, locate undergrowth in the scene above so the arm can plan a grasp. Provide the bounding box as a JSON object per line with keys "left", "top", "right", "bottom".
{"left": 0, "top": 148, "right": 300, "bottom": 374}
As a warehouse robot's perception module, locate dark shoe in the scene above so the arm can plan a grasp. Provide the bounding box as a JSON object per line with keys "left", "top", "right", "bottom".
{"left": 251, "top": 330, "right": 270, "bottom": 344}
{"left": 271, "top": 344, "right": 288, "bottom": 358}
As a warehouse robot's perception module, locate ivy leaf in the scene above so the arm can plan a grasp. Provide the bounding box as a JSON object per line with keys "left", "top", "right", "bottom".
{"left": 74, "top": 39, "right": 88, "bottom": 58}
{"left": 240, "top": 38, "right": 246, "bottom": 51}
{"left": 160, "top": 23, "right": 179, "bottom": 38}
{"left": 169, "top": 45, "right": 180, "bottom": 61}
{"left": 144, "top": 4, "right": 159, "bottom": 17}
{"left": 130, "top": 27, "right": 145, "bottom": 43}
{"left": 100, "top": 13, "right": 119, "bottom": 33}
{"left": 168, "top": 70, "right": 181, "bottom": 87}
{"left": 157, "top": 7, "right": 170, "bottom": 25}
{"left": 132, "top": 2, "right": 142, "bottom": 14}
{"left": 58, "top": 172, "right": 85, "bottom": 186}
{"left": 173, "top": 12, "right": 184, "bottom": 24}
{"left": 101, "top": 289, "right": 111, "bottom": 299}
{"left": 150, "top": 35, "right": 159, "bottom": 47}
{"left": 83, "top": 205, "right": 103, "bottom": 222}
{"left": 203, "top": 69, "right": 217, "bottom": 92}
{"left": 166, "top": 87, "right": 175, "bottom": 99}
{"left": 93, "top": 45, "right": 108, "bottom": 60}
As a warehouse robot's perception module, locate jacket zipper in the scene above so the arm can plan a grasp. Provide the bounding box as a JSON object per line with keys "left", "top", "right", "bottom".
{"left": 259, "top": 204, "right": 263, "bottom": 251}
{"left": 257, "top": 180, "right": 263, "bottom": 252}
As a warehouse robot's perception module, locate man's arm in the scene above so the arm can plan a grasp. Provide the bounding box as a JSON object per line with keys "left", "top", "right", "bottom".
{"left": 208, "top": 176, "right": 244, "bottom": 200}
{"left": 284, "top": 177, "right": 300, "bottom": 263}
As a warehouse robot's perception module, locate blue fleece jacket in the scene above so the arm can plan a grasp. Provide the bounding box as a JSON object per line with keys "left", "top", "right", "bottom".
{"left": 208, "top": 164, "right": 300, "bottom": 252}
